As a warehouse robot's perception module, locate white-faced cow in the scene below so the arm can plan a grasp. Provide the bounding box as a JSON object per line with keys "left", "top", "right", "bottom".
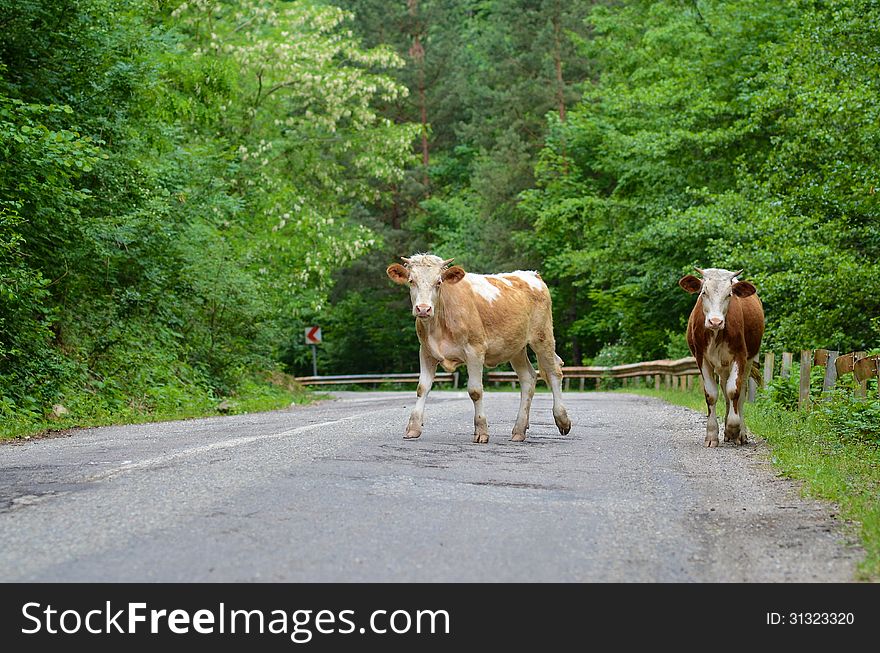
{"left": 679, "top": 267, "right": 764, "bottom": 448}
{"left": 387, "top": 253, "right": 572, "bottom": 443}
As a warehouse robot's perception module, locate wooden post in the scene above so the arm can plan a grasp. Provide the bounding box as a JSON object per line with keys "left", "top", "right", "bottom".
{"left": 798, "top": 350, "right": 812, "bottom": 411}
{"left": 853, "top": 355, "right": 878, "bottom": 398}
{"left": 564, "top": 377, "right": 570, "bottom": 391}
{"left": 595, "top": 378, "right": 601, "bottom": 390}
{"left": 763, "top": 352, "right": 774, "bottom": 385}
{"left": 453, "top": 372, "right": 459, "bottom": 389}
{"left": 579, "top": 377, "right": 585, "bottom": 391}
{"left": 822, "top": 350, "right": 839, "bottom": 394}
{"left": 857, "top": 352, "right": 868, "bottom": 397}
{"left": 748, "top": 377, "right": 757, "bottom": 402}
{"left": 654, "top": 375, "right": 661, "bottom": 391}
{"left": 622, "top": 377, "right": 628, "bottom": 388}
{"left": 874, "top": 358, "right": 880, "bottom": 399}
{"left": 781, "top": 352, "right": 793, "bottom": 378}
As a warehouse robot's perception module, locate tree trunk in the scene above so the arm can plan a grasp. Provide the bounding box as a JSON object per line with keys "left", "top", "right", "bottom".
{"left": 551, "top": 5, "right": 569, "bottom": 175}
{"left": 567, "top": 300, "right": 580, "bottom": 365}
{"left": 552, "top": 11, "right": 567, "bottom": 123}
{"left": 408, "top": 0, "right": 429, "bottom": 187}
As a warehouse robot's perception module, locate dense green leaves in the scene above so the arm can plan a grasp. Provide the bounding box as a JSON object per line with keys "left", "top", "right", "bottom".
{"left": 525, "top": 0, "right": 880, "bottom": 362}
{"left": 0, "top": 0, "right": 416, "bottom": 425}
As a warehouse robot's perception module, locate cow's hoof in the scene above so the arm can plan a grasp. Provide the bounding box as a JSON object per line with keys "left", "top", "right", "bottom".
{"left": 705, "top": 437, "right": 719, "bottom": 448}
{"left": 554, "top": 415, "right": 572, "bottom": 435}
{"left": 473, "top": 432, "right": 489, "bottom": 444}
{"left": 725, "top": 426, "right": 743, "bottom": 444}
{"left": 511, "top": 431, "right": 527, "bottom": 442}
{"left": 404, "top": 431, "right": 421, "bottom": 440}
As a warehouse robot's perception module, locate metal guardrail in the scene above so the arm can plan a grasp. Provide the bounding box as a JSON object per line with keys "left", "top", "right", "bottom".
{"left": 486, "top": 357, "right": 700, "bottom": 391}
{"left": 294, "top": 372, "right": 459, "bottom": 387}
{"left": 294, "top": 352, "right": 878, "bottom": 407}
{"left": 294, "top": 358, "right": 700, "bottom": 391}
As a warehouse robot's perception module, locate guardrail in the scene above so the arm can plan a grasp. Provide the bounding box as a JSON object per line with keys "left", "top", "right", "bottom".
{"left": 487, "top": 357, "right": 700, "bottom": 392}
{"left": 778, "top": 349, "right": 880, "bottom": 410}
{"left": 293, "top": 351, "right": 879, "bottom": 409}
{"left": 294, "top": 372, "right": 459, "bottom": 388}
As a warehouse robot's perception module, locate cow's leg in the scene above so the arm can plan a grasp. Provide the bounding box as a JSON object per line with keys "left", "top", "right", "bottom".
{"left": 719, "top": 367, "right": 732, "bottom": 442}
{"left": 466, "top": 355, "right": 489, "bottom": 444}
{"left": 405, "top": 346, "right": 438, "bottom": 439}
{"left": 535, "top": 349, "right": 572, "bottom": 435}
{"left": 701, "top": 360, "right": 720, "bottom": 447}
{"left": 509, "top": 348, "right": 537, "bottom": 442}
{"left": 725, "top": 358, "right": 748, "bottom": 445}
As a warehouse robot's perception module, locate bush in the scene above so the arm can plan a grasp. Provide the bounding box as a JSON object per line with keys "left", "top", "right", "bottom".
{"left": 816, "top": 392, "right": 880, "bottom": 445}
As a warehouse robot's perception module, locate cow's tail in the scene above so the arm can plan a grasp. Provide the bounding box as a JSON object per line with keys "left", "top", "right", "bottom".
{"left": 749, "top": 360, "right": 763, "bottom": 388}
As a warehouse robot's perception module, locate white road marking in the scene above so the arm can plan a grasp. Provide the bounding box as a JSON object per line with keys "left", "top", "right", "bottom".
{"left": 86, "top": 409, "right": 403, "bottom": 482}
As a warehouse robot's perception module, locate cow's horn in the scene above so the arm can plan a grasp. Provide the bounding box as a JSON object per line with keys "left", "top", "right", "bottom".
{"left": 441, "top": 257, "right": 455, "bottom": 267}
{"left": 730, "top": 269, "right": 744, "bottom": 279}
{"left": 401, "top": 256, "right": 413, "bottom": 265}
{"left": 693, "top": 266, "right": 705, "bottom": 275}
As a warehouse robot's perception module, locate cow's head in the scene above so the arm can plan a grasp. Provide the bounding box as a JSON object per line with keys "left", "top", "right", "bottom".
{"left": 387, "top": 254, "right": 466, "bottom": 319}
{"left": 679, "top": 267, "right": 756, "bottom": 331}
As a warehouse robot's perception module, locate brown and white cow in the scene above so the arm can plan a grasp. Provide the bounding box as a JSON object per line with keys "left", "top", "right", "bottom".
{"left": 679, "top": 267, "right": 764, "bottom": 447}
{"left": 387, "top": 253, "right": 572, "bottom": 443}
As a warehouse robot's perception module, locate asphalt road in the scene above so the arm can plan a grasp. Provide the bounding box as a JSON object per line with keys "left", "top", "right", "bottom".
{"left": 0, "top": 391, "right": 862, "bottom": 581}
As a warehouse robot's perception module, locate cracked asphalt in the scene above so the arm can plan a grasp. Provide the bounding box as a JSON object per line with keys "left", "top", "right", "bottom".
{"left": 0, "top": 391, "right": 863, "bottom": 581}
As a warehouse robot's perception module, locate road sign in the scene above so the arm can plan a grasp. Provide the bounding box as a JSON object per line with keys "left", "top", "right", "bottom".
{"left": 305, "top": 326, "right": 322, "bottom": 345}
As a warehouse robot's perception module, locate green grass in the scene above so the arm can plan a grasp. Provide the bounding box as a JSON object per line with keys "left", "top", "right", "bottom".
{"left": 621, "top": 385, "right": 880, "bottom": 580}
{"left": 0, "top": 374, "right": 320, "bottom": 441}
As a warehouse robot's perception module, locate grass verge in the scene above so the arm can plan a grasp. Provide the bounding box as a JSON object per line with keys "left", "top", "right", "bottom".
{"left": 1, "top": 373, "right": 320, "bottom": 442}
{"left": 622, "top": 385, "right": 880, "bottom": 581}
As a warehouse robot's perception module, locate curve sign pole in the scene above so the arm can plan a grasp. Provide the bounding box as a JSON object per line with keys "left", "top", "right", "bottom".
{"left": 305, "top": 326, "right": 322, "bottom": 377}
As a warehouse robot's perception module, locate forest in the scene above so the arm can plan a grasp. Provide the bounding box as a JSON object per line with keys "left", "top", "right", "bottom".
{"left": 1, "top": 0, "right": 879, "bottom": 431}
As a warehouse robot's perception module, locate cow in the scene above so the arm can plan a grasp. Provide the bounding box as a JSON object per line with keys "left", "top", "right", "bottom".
{"left": 386, "top": 253, "right": 572, "bottom": 444}
{"left": 678, "top": 267, "right": 764, "bottom": 448}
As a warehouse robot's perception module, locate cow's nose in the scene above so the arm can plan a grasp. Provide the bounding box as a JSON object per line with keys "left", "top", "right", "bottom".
{"left": 708, "top": 317, "right": 724, "bottom": 328}
{"left": 414, "top": 304, "right": 433, "bottom": 317}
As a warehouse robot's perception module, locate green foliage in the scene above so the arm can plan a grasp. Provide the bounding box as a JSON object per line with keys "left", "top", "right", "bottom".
{"left": 763, "top": 374, "right": 800, "bottom": 412}
{"left": 522, "top": 0, "right": 880, "bottom": 363}
{"left": 817, "top": 393, "right": 880, "bottom": 445}
{"left": 0, "top": 0, "right": 416, "bottom": 433}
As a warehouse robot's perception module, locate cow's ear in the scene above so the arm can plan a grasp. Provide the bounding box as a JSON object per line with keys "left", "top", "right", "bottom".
{"left": 387, "top": 263, "right": 409, "bottom": 285}
{"left": 678, "top": 275, "right": 702, "bottom": 294}
{"left": 732, "top": 280, "right": 756, "bottom": 297}
{"left": 442, "top": 266, "right": 466, "bottom": 284}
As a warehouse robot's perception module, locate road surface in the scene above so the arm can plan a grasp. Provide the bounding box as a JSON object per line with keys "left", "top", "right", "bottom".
{"left": 0, "top": 391, "right": 862, "bottom": 581}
